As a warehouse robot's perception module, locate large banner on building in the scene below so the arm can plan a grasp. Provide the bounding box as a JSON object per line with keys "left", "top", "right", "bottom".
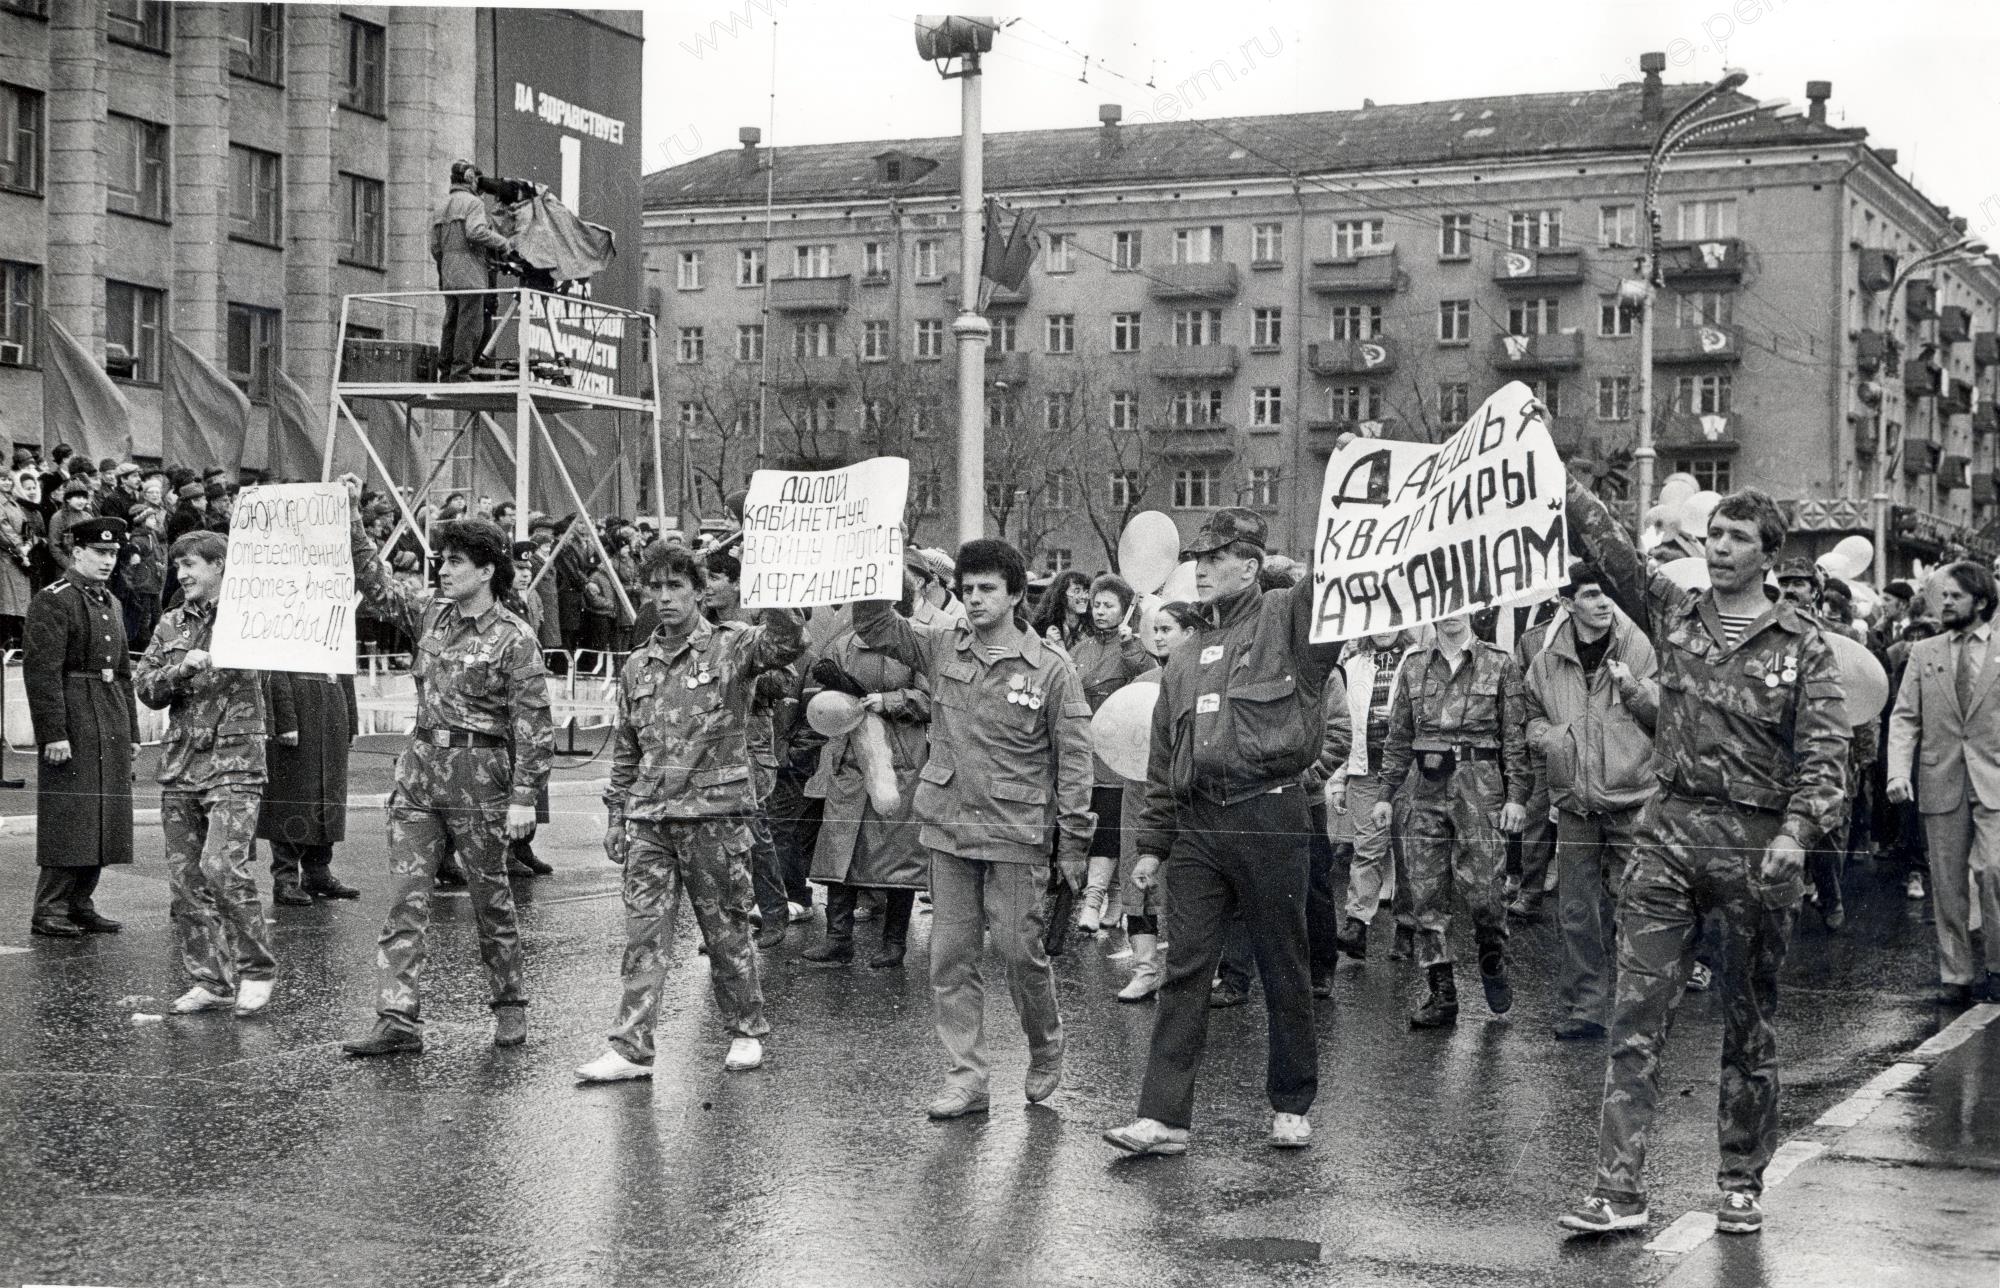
{"left": 740, "top": 458, "right": 910, "bottom": 609}
{"left": 211, "top": 484, "right": 358, "bottom": 674}
{"left": 1309, "top": 382, "right": 1568, "bottom": 643}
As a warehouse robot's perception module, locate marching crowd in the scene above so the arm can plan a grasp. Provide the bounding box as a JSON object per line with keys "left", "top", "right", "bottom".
{"left": 13, "top": 441, "right": 1997, "bottom": 1240}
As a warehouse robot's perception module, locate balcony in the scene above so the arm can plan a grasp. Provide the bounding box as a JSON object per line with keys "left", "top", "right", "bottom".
{"left": 1975, "top": 472, "right": 1998, "bottom": 507}
{"left": 1904, "top": 438, "right": 1941, "bottom": 476}
{"left": 1942, "top": 378, "right": 1976, "bottom": 416}
{"left": 1654, "top": 323, "right": 1743, "bottom": 365}
{"left": 942, "top": 271, "right": 1030, "bottom": 310}
{"left": 1656, "top": 410, "right": 1741, "bottom": 452}
{"left": 1305, "top": 415, "right": 1404, "bottom": 445}
{"left": 1942, "top": 454, "right": 1973, "bottom": 490}
{"left": 1940, "top": 305, "right": 1973, "bottom": 344}
{"left": 1145, "top": 422, "right": 1237, "bottom": 459}
{"left": 984, "top": 350, "right": 1032, "bottom": 386}
{"left": 1906, "top": 279, "right": 1938, "bottom": 322}
{"left": 1492, "top": 246, "right": 1587, "bottom": 287}
{"left": 774, "top": 355, "right": 849, "bottom": 388}
{"left": 1857, "top": 248, "right": 1897, "bottom": 293}
{"left": 768, "top": 275, "right": 853, "bottom": 312}
{"left": 1976, "top": 403, "right": 2000, "bottom": 438}
{"left": 1149, "top": 343, "right": 1241, "bottom": 380}
{"left": 1307, "top": 337, "right": 1399, "bottom": 377}
{"left": 1903, "top": 359, "right": 1943, "bottom": 396}
{"left": 1855, "top": 330, "right": 1890, "bottom": 374}
{"left": 1145, "top": 262, "right": 1240, "bottom": 301}
{"left": 1977, "top": 332, "right": 2000, "bottom": 367}
{"left": 1305, "top": 247, "right": 1400, "bottom": 295}
{"left": 1657, "top": 238, "right": 1745, "bottom": 282}
{"left": 1490, "top": 330, "right": 1584, "bottom": 371}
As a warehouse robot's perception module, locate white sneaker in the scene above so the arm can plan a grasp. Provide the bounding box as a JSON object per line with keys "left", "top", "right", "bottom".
{"left": 786, "top": 900, "right": 812, "bottom": 923}
{"left": 233, "top": 979, "right": 274, "bottom": 1016}
{"left": 1906, "top": 872, "right": 1927, "bottom": 900}
{"left": 575, "top": 1051, "right": 653, "bottom": 1083}
{"left": 1687, "top": 962, "right": 1713, "bottom": 993}
{"left": 1270, "top": 1112, "right": 1312, "bottom": 1149}
{"left": 1103, "top": 1117, "right": 1189, "bottom": 1156}
{"left": 725, "top": 1037, "right": 764, "bottom": 1071}
{"left": 172, "top": 986, "right": 234, "bottom": 1014}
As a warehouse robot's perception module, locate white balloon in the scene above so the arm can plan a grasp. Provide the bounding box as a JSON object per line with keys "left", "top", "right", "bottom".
{"left": 1658, "top": 556, "right": 1711, "bottom": 591}
{"left": 1823, "top": 535, "right": 1874, "bottom": 580}
{"left": 1680, "top": 490, "right": 1721, "bottom": 538}
{"left": 805, "top": 690, "right": 866, "bottom": 738}
{"left": 1826, "top": 631, "right": 1888, "bottom": 728}
{"left": 1159, "top": 561, "right": 1198, "bottom": 604}
{"left": 1117, "top": 511, "right": 1183, "bottom": 597}
{"left": 1658, "top": 473, "right": 1700, "bottom": 510}
{"left": 1091, "top": 682, "right": 1161, "bottom": 781}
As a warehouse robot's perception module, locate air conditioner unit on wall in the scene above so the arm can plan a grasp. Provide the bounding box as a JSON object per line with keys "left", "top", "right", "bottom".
{"left": 0, "top": 341, "right": 23, "bottom": 365}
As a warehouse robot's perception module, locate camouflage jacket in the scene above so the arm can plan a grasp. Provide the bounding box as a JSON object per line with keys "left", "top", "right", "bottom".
{"left": 1566, "top": 479, "right": 1848, "bottom": 845}
{"left": 607, "top": 611, "right": 807, "bottom": 823}
{"left": 350, "top": 521, "right": 554, "bottom": 807}
{"left": 1378, "top": 639, "right": 1531, "bottom": 805}
{"left": 134, "top": 600, "right": 283, "bottom": 792}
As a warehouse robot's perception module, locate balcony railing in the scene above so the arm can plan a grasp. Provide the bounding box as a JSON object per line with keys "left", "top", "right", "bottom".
{"left": 943, "top": 272, "right": 1031, "bottom": 310}
{"left": 1976, "top": 332, "right": 2000, "bottom": 368}
{"left": 1305, "top": 247, "right": 1400, "bottom": 294}
{"left": 1942, "top": 379, "right": 1976, "bottom": 416}
{"left": 774, "top": 355, "right": 849, "bottom": 388}
{"left": 1149, "top": 343, "right": 1241, "bottom": 379}
{"left": 1657, "top": 238, "right": 1745, "bottom": 282}
{"left": 1307, "top": 337, "right": 1399, "bottom": 377}
{"left": 1857, "top": 248, "right": 1897, "bottom": 293}
{"left": 1906, "top": 279, "right": 1938, "bottom": 322}
{"left": 1654, "top": 323, "right": 1743, "bottom": 365}
{"left": 1492, "top": 246, "right": 1587, "bottom": 286}
{"left": 1855, "top": 330, "right": 1889, "bottom": 374}
{"left": 1655, "top": 410, "right": 1741, "bottom": 452}
{"left": 1305, "top": 414, "right": 1403, "bottom": 442}
{"left": 1904, "top": 438, "right": 1941, "bottom": 476}
{"left": 1975, "top": 403, "right": 1999, "bottom": 438}
{"left": 1145, "top": 422, "right": 1237, "bottom": 458}
{"left": 1145, "top": 262, "right": 1241, "bottom": 301}
{"left": 1940, "top": 305, "right": 1972, "bottom": 345}
{"left": 768, "top": 275, "right": 854, "bottom": 312}
{"left": 1490, "top": 330, "right": 1584, "bottom": 370}
{"left": 984, "top": 350, "right": 1032, "bottom": 385}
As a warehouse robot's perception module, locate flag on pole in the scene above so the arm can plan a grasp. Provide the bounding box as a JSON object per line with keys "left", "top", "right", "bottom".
{"left": 164, "top": 336, "right": 251, "bottom": 474}
{"left": 268, "top": 367, "right": 325, "bottom": 481}
{"left": 39, "top": 313, "right": 132, "bottom": 462}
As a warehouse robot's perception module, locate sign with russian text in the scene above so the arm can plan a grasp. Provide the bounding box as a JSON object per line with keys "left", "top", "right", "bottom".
{"left": 1309, "top": 381, "right": 1568, "bottom": 643}
{"left": 212, "top": 483, "right": 358, "bottom": 674}
{"left": 741, "top": 457, "right": 910, "bottom": 609}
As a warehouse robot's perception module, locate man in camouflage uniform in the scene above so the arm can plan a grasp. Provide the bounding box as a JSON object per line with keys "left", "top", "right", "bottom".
{"left": 1560, "top": 479, "right": 1846, "bottom": 1237}
{"left": 135, "top": 531, "right": 292, "bottom": 1016}
{"left": 1373, "top": 611, "right": 1530, "bottom": 1028}
{"left": 335, "top": 475, "right": 554, "bottom": 1056}
{"left": 575, "top": 543, "right": 805, "bottom": 1083}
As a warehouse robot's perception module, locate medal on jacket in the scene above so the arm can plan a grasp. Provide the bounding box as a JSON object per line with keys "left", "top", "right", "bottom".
{"left": 686, "top": 665, "right": 714, "bottom": 689}
{"left": 1027, "top": 682, "right": 1044, "bottom": 711}
{"left": 1007, "top": 674, "right": 1027, "bottom": 705}
{"left": 1780, "top": 652, "right": 1797, "bottom": 685}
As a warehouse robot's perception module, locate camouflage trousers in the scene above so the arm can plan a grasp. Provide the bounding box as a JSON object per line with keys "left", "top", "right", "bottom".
{"left": 1403, "top": 759, "right": 1510, "bottom": 968}
{"left": 608, "top": 817, "right": 769, "bottom": 1064}
{"left": 163, "top": 786, "right": 276, "bottom": 992}
{"left": 1593, "top": 792, "right": 1802, "bottom": 1204}
{"left": 375, "top": 743, "right": 524, "bottom": 1032}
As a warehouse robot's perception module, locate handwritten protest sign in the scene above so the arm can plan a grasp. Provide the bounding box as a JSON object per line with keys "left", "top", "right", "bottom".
{"left": 211, "top": 483, "right": 358, "bottom": 673}
{"left": 1309, "top": 381, "right": 1568, "bottom": 643}
{"left": 740, "top": 457, "right": 909, "bottom": 608}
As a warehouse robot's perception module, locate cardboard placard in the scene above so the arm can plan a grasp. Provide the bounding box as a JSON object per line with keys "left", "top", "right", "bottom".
{"left": 211, "top": 483, "right": 358, "bottom": 673}
{"left": 740, "top": 457, "right": 909, "bottom": 608}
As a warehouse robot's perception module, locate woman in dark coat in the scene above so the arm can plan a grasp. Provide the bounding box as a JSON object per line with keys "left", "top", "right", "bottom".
{"left": 258, "top": 670, "right": 361, "bottom": 905}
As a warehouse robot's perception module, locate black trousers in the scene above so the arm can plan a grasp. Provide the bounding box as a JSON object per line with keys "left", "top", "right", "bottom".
{"left": 1136, "top": 787, "right": 1317, "bottom": 1128}
{"left": 33, "top": 865, "right": 102, "bottom": 922}
{"left": 1218, "top": 800, "right": 1342, "bottom": 991}
{"left": 439, "top": 294, "right": 492, "bottom": 380}
{"left": 766, "top": 769, "right": 823, "bottom": 910}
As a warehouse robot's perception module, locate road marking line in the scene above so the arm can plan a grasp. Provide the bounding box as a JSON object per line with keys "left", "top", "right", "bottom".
{"left": 1645, "top": 1211, "right": 1715, "bottom": 1254}
{"left": 1910, "top": 1002, "right": 2000, "bottom": 1062}
{"left": 1761, "top": 1139, "right": 1826, "bottom": 1188}
{"left": 0, "top": 945, "right": 28, "bottom": 956}
{"left": 1815, "top": 1063, "right": 1924, "bottom": 1128}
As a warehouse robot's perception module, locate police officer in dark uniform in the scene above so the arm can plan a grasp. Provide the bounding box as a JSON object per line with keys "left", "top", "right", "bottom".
{"left": 24, "top": 516, "right": 138, "bottom": 937}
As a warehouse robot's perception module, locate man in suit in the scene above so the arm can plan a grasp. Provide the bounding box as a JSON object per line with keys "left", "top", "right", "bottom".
{"left": 1887, "top": 559, "right": 2000, "bottom": 1006}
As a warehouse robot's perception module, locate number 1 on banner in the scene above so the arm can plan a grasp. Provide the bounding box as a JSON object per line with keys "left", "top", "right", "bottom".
{"left": 559, "top": 135, "right": 581, "bottom": 212}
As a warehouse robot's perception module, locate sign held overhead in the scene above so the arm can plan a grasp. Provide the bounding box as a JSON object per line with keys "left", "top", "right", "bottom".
{"left": 741, "top": 457, "right": 910, "bottom": 608}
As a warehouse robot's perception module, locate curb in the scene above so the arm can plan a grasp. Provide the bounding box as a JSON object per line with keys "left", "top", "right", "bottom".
{"left": 0, "top": 776, "right": 612, "bottom": 842}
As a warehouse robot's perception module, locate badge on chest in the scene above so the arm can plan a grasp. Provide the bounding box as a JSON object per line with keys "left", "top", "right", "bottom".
{"left": 1006, "top": 673, "right": 1043, "bottom": 709}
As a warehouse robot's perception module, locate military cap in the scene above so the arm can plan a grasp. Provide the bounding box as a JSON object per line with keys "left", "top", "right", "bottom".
{"left": 1181, "top": 506, "right": 1268, "bottom": 560}
{"left": 1772, "top": 556, "right": 1820, "bottom": 583}
{"left": 71, "top": 517, "right": 127, "bottom": 549}
{"left": 511, "top": 540, "right": 540, "bottom": 561}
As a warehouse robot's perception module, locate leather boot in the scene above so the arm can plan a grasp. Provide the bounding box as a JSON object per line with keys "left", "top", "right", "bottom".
{"left": 1117, "top": 933, "right": 1162, "bottom": 1001}
{"left": 301, "top": 864, "right": 360, "bottom": 900}
{"left": 1389, "top": 925, "right": 1416, "bottom": 961}
{"left": 510, "top": 838, "right": 554, "bottom": 876}
{"left": 1409, "top": 962, "right": 1459, "bottom": 1028}
{"left": 868, "top": 889, "right": 913, "bottom": 967}
{"left": 273, "top": 879, "right": 314, "bottom": 907}
{"left": 804, "top": 883, "right": 856, "bottom": 964}
{"left": 1479, "top": 942, "right": 1514, "bottom": 1015}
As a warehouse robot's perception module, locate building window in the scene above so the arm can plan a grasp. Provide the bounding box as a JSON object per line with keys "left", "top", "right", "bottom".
{"left": 1046, "top": 314, "right": 1075, "bottom": 353}
{"left": 1169, "top": 388, "right": 1225, "bottom": 427}
{"left": 1507, "top": 297, "right": 1559, "bottom": 335}
{"left": 1526, "top": 377, "right": 1563, "bottom": 418}
{"left": 229, "top": 4, "right": 285, "bottom": 84}
{"left": 1439, "top": 213, "right": 1473, "bottom": 259}
{"left": 1044, "top": 471, "right": 1076, "bottom": 510}
{"left": 1332, "top": 219, "right": 1385, "bottom": 257}
{"left": 805, "top": 397, "right": 838, "bottom": 435}
{"left": 0, "top": 261, "right": 40, "bottom": 367}
{"left": 988, "top": 315, "right": 1016, "bottom": 353}
{"left": 1044, "top": 392, "right": 1073, "bottom": 431}
{"left": 106, "top": 0, "right": 169, "bottom": 51}
{"left": 1247, "top": 467, "right": 1279, "bottom": 509}
{"left": 225, "top": 303, "right": 280, "bottom": 402}
{"left": 1329, "top": 305, "right": 1382, "bottom": 341}
{"left": 862, "top": 242, "right": 889, "bottom": 279}
{"left": 676, "top": 250, "right": 703, "bottom": 290}
{"left": 1330, "top": 384, "right": 1384, "bottom": 421}
{"left": 1509, "top": 209, "right": 1562, "bottom": 249}
{"left": 1674, "top": 372, "right": 1733, "bottom": 415}
{"left": 1108, "top": 470, "right": 1138, "bottom": 509}
{"left": 736, "top": 324, "right": 764, "bottom": 362}
{"left": 1252, "top": 307, "right": 1282, "bottom": 348}
{"left": 1672, "top": 457, "right": 1733, "bottom": 492}
{"left": 734, "top": 405, "right": 762, "bottom": 438}
{"left": 793, "top": 321, "right": 833, "bottom": 358}
{"left": 1112, "top": 230, "right": 1142, "bottom": 270}
{"left": 1109, "top": 391, "right": 1139, "bottom": 431}
{"left": 1597, "top": 375, "right": 1632, "bottom": 420}
{"left": 794, "top": 244, "right": 834, "bottom": 278}
{"left": 0, "top": 83, "right": 44, "bottom": 196}
{"left": 914, "top": 318, "right": 945, "bottom": 359}
{"left": 987, "top": 396, "right": 1019, "bottom": 431}
{"left": 678, "top": 401, "right": 700, "bottom": 431}
{"left": 1172, "top": 309, "right": 1222, "bottom": 346}
{"left": 1173, "top": 468, "right": 1219, "bottom": 509}
{"left": 676, "top": 327, "right": 705, "bottom": 363}
{"left": 1677, "top": 198, "right": 1738, "bottom": 239}
{"left": 1438, "top": 299, "right": 1471, "bottom": 344}
{"left": 913, "top": 470, "right": 943, "bottom": 513}
{"left": 910, "top": 395, "right": 940, "bottom": 439}
{"left": 1251, "top": 222, "right": 1283, "bottom": 265}
{"left": 1, "top": 0, "right": 49, "bottom": 15}
{"left": 860, "top": 320, "right": 888, "bottom": 361}
{"left": 106, "top": 114, "right": 169, "bottom": 220}
{"left": 228, "top": 144, "right": 283, "bottom": 245}
{"left": 737, "top": 247, "right": 765, "bottom": 287}
{"left": 860, "top": 398, "right": 886, "bottom": 434}
{"left": 1674, "top": 290, "right": 1735, "bottom": 327}
{"left": 1111, "top": 312, "right": 1143, "bottom": 353}
{"left": 1044, "top": 548, "right": 1073, "bottom": 573}
{"left": 1251, "top": 386, "right": 1282, "bottom": 427}
{"left": 338, "top": 173, "right": 384, "bottom": 268}
{"left": 1046, "top": 232, "right": 1074, "bottom": 273}
{"left": 338, "top": 17, "right": 385, "bottom": 115}
{"left": 104, "top": 280, "right": 163, "bottom": 383}
{"left": 913, "top": 239, "right": 940, "bottom": 279}
{"left": 1437, "top": 381, "right": 1471, "bottom": 426}
{"left": 1172, "top": 225, "right": 1222, "bottom": 264}
{"left": 1599, "top": 204, "right": 1638, "bottom": 248}
{"left": 1598, "top": 294, "right": 1636, "bottom": 337}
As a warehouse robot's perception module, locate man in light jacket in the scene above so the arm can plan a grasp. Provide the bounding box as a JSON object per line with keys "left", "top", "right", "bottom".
{"left": 1523, "top": 562, "right": 1659, "bottom": 1040}
{"left": 432, "top": 160, "right": 513, "bottom": 381}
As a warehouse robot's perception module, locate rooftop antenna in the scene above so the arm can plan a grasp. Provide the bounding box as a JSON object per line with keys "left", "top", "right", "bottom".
{"left": 1077, "top": 51, "right": 1089, "bottom": 84}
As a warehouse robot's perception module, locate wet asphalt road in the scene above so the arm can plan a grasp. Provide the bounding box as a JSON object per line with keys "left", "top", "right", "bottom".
{"left": 0, "top": 804, "right": 1966, "bottom": 1288}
